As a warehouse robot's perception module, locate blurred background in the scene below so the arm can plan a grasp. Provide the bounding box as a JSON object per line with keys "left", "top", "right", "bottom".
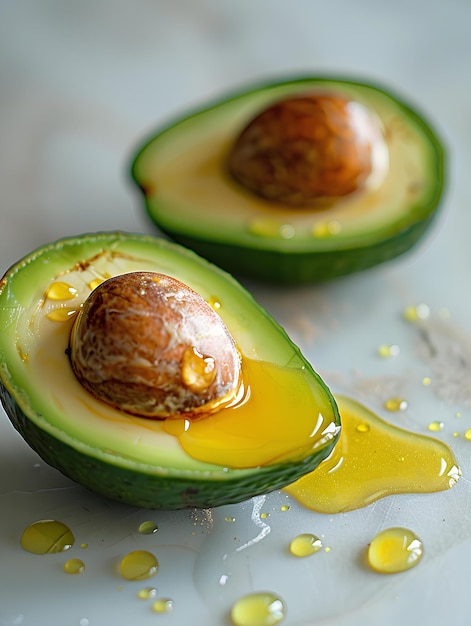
{"left": 1, "top": 0, "right": 470, "bottom": 274}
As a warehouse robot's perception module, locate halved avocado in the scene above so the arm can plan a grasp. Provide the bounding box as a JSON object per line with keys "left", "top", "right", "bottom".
{"left": 131, "top": 76, "right": 445, "bottom": 284}
{"left": 0, "top": 232, "right": 340, "bottom": 509}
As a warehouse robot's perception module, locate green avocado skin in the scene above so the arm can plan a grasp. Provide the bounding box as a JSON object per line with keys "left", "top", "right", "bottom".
{"left": 158, "top": 212, "right": 438, "bottom": 285}
{"left": 131, "top": 75, "right": 446, "bottom": 284}
{"left": 0, "top": 382, "right": 337, "bottom": 509}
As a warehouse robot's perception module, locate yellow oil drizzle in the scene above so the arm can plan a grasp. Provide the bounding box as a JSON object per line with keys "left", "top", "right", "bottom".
{"left": 163, "top": 357, "right": 339, "bottom": 468}
{"left": 284, "top": 395, "right": 461, "bottom": 514}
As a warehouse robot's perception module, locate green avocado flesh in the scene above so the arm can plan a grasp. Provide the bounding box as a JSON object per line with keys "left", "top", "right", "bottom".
{"left": 131, "top": 76, "right": 445, "bottom": 284}
{"left": 0, "top": 232, "right": 340, "bottom": 509}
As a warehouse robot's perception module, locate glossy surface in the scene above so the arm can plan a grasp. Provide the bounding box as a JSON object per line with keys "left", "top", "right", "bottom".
{"left": 367, "top": 527, "right": 424, "bottom": 574}
{"left": 285, "top": 395, "right": 460, "bottom": 513}
{"left": 1, "top": 2, "right": 471, "bottom": 626}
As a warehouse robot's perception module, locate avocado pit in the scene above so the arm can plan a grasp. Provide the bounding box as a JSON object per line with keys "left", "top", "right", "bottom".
{"left": 69, "top": 271, "right": 241, "bottom": 418}
{"left": 228, "top": 93, "right": 388, "bottom": 206}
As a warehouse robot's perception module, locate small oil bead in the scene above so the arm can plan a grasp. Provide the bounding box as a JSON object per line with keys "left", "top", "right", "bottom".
{"left": 207, "top": 296, "right": 222, "bottom": 310}
{"left": 280, "top": 505, "right": 290, "bottom": 512}
{"left": 151, "top": 598, "right": 174, "bottom": 614}
{"left": 403, "top": 303, "right": 431, "bottom": 322}
{"left": 355, "top": 423, "right": 370, "bottom": 433}
{"left": 181, "top": 346, "right": 216, "bottom": 393}
{"left": 231, "top": 592, "right": 286, "bottom": 626}
{"left": 377, "top": 344, "right": 400, "bottom": 358}
{"left": 289, "top": 533, "right": 322, "bottom": 557}
{"left": 46, "top": 307, "right": 79, "bottom": 322}
{"left": 88, "top": 278, "right": 104, "bottom": 291}
{"left": 464, "top": 429, "right": 471, "bottom": 441}
{"left": 248, "top": 219, "right": 295, "bottom": 239}
{"left": 367, "top": 527, "right": 423, "bottom": 574}
{"left": 312, "top": 220, "right": 342, "bottom": 238}
{"left": 138, "top": 520, "right": 159, "bottom": 535}
{"left": 137, "top": 587, "right": 158, "bottom": 600}
{"left": 20, "top": 519, "right": 75, "bottom": 555}
{"left": 64, "top": 558, "right": 85, "bottom": 574}
{"left": 119, "top": 550, "right": 159, "bottom": 581}
{"left": 384, "top": 397, "right": 408, "bottom": 412}
{"left": 45, "top": 281, "right": 78, "bottom": 301}
{"left": 428, "top": 421, "right": 444, "bottom": 432}
{"left": 422, "top": 377, "right": 432, "bottom": 386}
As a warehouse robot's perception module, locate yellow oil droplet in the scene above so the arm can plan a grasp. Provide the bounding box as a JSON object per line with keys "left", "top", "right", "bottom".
{"left": 384, "top": 397, "right": 408, "bottom": 412}
{"left": 248, "top": 219, "right": 295, "bottom": 239}
{"left": 428, "top": 421, "right": 444, "bottom": 432}
{"left": 260, "top": 512, "right": 270, "bottom": 520}
{"left": 455, "top": 412, "right": 462, "bottom": 418}
{"left": 422, "top": 377, "right": 432, "bottom": 386}
{"left": 367, "top": 527, "right": 423, "bottom": 573}
{"left": 45, "top": 281, "right": 78, "bottom": 301}
{"left": 119, "top": 550, "right": 159, "bottom": 581}
{"left": 207, "top": 296, "right": 222, "bottom": 310}
{"left": 324, "top": 546, "right": 331, "bottom": 553}
{"left": 46, "top": 307, "right": 79, "bottom": 322}
{"left": 137, "top": 587, "right": 158, "bottom": 600}
{"left": 181, "top": 346, "right": 216, "bottom": 393}
{"left": 138, "top": 520, "right": 159, "bottom": 535}
{"left": 377, "top": 344, "right": 400, "bottom": 358}
{"left": 231, "top": 592, "right": 286, "bottom": 626}
{"left": 403, "top": 303, "right": 431, "bottom": 321}
{"left": 20, "top": 520, "right": 75, "bottom": 555}
{"left": 80, "top": 543, "right": 88, "bottom": 549}
{"left": 453, "top": 432, "right": 460, "bottom": 438}
{"left": 88, "top": 278, "right": 104, "bottom": 291}
{"left": 64, "top": 558, "right": 85, "bottom": 574}
{"left": 289, "top": 533, "right": 322, "bottom": 557}
{"left": 151, "top": 598, "right": 174, "bottom": 614}
{"left": 280, "top": 505, "right": 290, "bottom": 512}
{"left": 225, "top": 516, "right": 236, "bottom": 523}
{"left": 284, "top": 395, "right": 461, "bottom": 514}
{"left": 312, "top": 220, "right": 342, "bottom": 238}
{"left": 355, "top": 423, "right": 370, "bottom": 433}
{"left": 464, "top": 429, "right": 471, "bottom": 441}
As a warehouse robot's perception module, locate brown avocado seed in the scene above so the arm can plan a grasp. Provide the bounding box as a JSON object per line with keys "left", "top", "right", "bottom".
{"left": 69, "top": 271, "right": 241, "bottom": 419}
{"left": 228, "top": 93, "right": 385, "bottom": 206}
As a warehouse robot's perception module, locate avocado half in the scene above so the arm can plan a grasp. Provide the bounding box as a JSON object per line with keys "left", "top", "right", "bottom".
{"left": 0, "top": 232, "right": 340, "bottom": 509}
{"left": 131, "top": 76, "right": 446, "bottom": 284}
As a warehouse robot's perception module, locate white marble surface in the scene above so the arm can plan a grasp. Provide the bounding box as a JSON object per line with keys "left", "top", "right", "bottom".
{"left": 1, "top": 1, "right": 471, "bottom": 625}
